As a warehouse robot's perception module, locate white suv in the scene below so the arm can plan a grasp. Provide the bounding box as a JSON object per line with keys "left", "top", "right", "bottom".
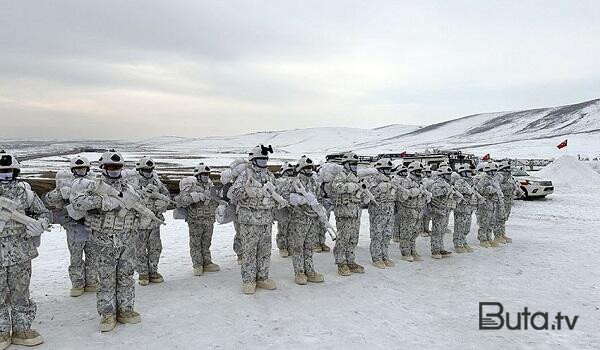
{"left": 511, "top": 169, "right": 554, "bottom": 199}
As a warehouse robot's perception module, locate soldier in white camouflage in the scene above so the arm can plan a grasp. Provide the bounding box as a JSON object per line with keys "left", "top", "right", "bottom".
{"left": 228, "top": 145, "right": 286, "bottom": 294}
{"left": 275, "top": 162, "right": 295, "bottom": 258}
{"left": 313, "top": 167, "right": 332, "bottom": 253}
{"left": 493, "top": 161, "right": 522, "bottom": 244}
{"left": 474, "top": 163, "right": 505, "bottom": 248}
{"left": 331, "top": 152, "right": 366, "bottom": 276}
{"left": 420, "top": 165, "right": 434, "bottom": 236}
{"left": 452, "top": 164, "right": 482, "bottom": 253}
{"left": 43, "top": 156, "right": 97, "bottom": 297}
{"left": 394, "top": 161, "right": 430, "bottom": 262}
{"left": 367, "top": 158, "right": 397, "bottom": 269}
{"left": 130, "top": 157, "right": 170, "bottom": 285}
{"left": 285, "top": 156, "right": 325, "bottom": 285}
{"left": 0, "top": 151, "right": 49, "bottom": 347}
{"left": 176, "top": 163, "right": 220, "bottom": 276}
{"left": 391, "top": 164, "right": 408, "bottom": 243}
{"left": 429, "top": 165, "right": 464, "bottom": 259}
{"left": 70, "top": 150, "right": 142, "bottom": 332}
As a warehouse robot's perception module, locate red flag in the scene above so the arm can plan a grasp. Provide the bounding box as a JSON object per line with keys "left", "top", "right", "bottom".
{"left": 482, "top": 153, "right": 490, "bottom": 161}
{"left": 556, "top": 139, "right": 568, "bottom": 149}
{"left": 399, "top": 151, "right": 407, "bottom": 157}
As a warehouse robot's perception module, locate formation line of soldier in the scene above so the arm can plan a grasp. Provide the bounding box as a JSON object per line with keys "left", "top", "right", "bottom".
{"left": 0, "top": 146, "right": 520, "bottom": 347}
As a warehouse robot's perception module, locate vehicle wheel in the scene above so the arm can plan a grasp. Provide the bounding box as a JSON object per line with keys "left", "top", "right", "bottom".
{"left": 520, "top": 187, "right": 529, "bottom": 200}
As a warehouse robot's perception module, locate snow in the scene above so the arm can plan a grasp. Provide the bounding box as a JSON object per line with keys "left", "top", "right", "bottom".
{"left": 537, "top": 155, "right": 600, "bottom": 188}
{"left": 29, "top": 188, "right": 600, "bottom": 349}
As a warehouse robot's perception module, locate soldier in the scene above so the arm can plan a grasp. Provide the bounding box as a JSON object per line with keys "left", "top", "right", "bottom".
{"left": 367, "top": 158, "right": 397, "bottom": 269}
{"left": 428, "top": 165, "right": 462, "bottom": 259}
{"left": 494, "top": 161, "right": 521, "bottom": 244}
{"left": 286, "top": 156, "right": 325, "bottom": 284}
{"left": 0, "top": 151, "right": 49, "bottom": 347}
{"left": 70, "top": 150, "right": 142, "bottom": 332}
{"left": 313, "top": 166, "right": 332, "bottom": 253}
{"left": 275, "top": 162, "right": 295, "bottom": 258}
{"left": 394, "top": 161, "right": 430, "bottom": 262}
{"left": 452, "top": 164, "right": 481, "bottom": 253}
{"left": 228, "top": 145, "right": 286, "bottom": 294}
{"left": 176, "top": 163, "right": 220, "bottom": 276}
{"left": 130, "top": 157, "right": 170, "bottom": 285}
{"left": 474, "top": 163, "right": 504, "bottom": 248}
{"left": 331, "top": 152, "right": 366, "bottom": 276}
{"left": 420, "top": 165, "right": 434, "bottom": 236}
{"left": 391, "top": 164, "right": 408, "bottom": 243}
{"left": 44, "top": 156, "right": 97, "bottom": 297}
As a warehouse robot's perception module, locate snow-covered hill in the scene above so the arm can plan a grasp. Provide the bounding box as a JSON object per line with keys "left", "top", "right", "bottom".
{"left": 136, "top": 98, "right": 600, "bottom": 159}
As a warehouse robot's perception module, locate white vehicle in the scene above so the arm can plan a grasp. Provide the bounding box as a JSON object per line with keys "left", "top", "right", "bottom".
{"left": 511, "top": 169, "right": 554, "bottom": 199}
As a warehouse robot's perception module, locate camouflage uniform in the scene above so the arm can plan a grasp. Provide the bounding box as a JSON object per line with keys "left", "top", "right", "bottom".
{"left": 474, "top": 174, "right": 504, "bottom": 243}
{"left": 0, "top": 182, "right": 50, "bottom": 332}
{"left": 275, "top": 176, "right": 295, "bottom": 251}
{"left": 395, "top": 175, "right": 428, "bottom": 257}
{"left": 176, "top": 177, "right": 219, "bottom": 269}
{"left": 331, "top": 170, "right": 362, "bottom": 265}
{"left": 71, "top": 178, "right": 138, "bottom": 316}
{"left": 129, "top": 174, "right": 170, "bottom": 276}
{"left": 229, "top": 166, "right": 278, "bottom": 284}
{"left": 367, "top": 174, "right": 396, "bottom": 263}
{"left": 494, "top": 172, "right": 519, "bottom": 239}
{"left": 421, "top": 175, "right": 435, "bottom": 234}
{"left": 315, "top": 184, "right": 333, "bottom": 248}
{"left": 452, "top": 177, "right": 479, "bottom": 248}
{"left": 44, "top": 173, "right": 97, "bottom": 288}
{"left": 428, "top": 177, "right": 456, "bottom": 254}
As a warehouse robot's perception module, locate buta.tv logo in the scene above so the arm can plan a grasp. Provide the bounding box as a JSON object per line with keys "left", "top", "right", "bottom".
{"left": 479, "top": 302, "right": 579, "bottom": 330}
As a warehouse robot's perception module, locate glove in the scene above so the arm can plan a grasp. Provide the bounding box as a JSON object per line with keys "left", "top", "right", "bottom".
{"left": 190, "top": 192, "right": 205, "bottom": 203}
{"left": 155, "top": 199, "right": 169, "bottom": 212}
{"left": 101, "top": 196, "right": 122, "bottom": 211}
{"left": 289, "top": 193, "right": 307, "bottom": 206}
{"left": 26, "top": 219, "right": 47, "bottom": 237}
{"left": 409, "top": 187, "right": 420, "bottom": 197}
{"left": 305, "top": 192, "right": 319, "bottom": 206}
{"left": 345, "top": 183, "right": 360, "bottom": 193}
{"left": 60, "top": 187, "right": 71, "bottom": 200}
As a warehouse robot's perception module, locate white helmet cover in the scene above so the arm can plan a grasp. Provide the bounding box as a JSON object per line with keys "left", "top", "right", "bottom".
{"left": 99, "top": 150, "right": 125, "bottom": 168}
{"left": 248, "top": 144, "right": 273, "bottom": 161}
{"left": 136, "top": 157, "right": 155, "bottom": 170}
{"left": 70, "top": 156, "right": 91, "bottom": 169}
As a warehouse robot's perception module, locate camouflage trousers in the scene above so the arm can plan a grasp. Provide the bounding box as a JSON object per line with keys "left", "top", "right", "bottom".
{"left": 476, "top": 208, "right": 495, "bottom": 242}
{"left": 333, "top": 217, "right": 360, "bottom": 265}
{"left": 0, "top": 261, "right": 36, "bottom": 332}
{"left": 188, "top": 220, "right": 214, "bottom": 268}
{"left": 288, "top": 217, "right": 318, "bottom": 274}
{"left": 493, "top": 200, "right": 513, "bottom": 238}
{"left": 276, "top": 218, "right": 290, "bottom": 250}
{"left": 422, "top": 206, "right": 431, "bottom": 233}
{"left": 430, "top": 212, "right": 450, "bottom": 254}
{"left": 66, "top": 234, "right": 97, "bottom": 288}
{"left": 315, "top": 211, "right": 331, "bottom": 246}
{"left": 453, "top": 211, "right": 473, "bottom": 247}
{"left": 135, "top": 227, "right": 162, "bottom": 275}
{"left": 397, "top": 213, "right": 419, "bottom": 257}
{"left": 239, "top": 223, "right": 272, "bottom": 283}
{"left": 233, "top": 221, "right": 242, "bottom": 259}
{"left": 94, "top": 244, "right": 135, "bottom": 316}
{"left": 369, "top": 213, "right": 393, "bottom": 262}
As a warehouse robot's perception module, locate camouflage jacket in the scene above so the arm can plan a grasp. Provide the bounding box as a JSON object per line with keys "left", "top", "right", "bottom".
{"left": 368, "top": 173, "right": 396, "bottom": 217}
{"left": 453, "top": 177, "right": 480, "bottom": 214}
{"left": 176, "top": 177, "right": 218, "bottom": 222}
{"left": 130, "top": 174, "right": 170, "bottom": 228}
{"left": 229, "top": 165, "right": 277, "bottom": 225}
{"left": 331, "top": 170, "right": 362, "bottom": 218}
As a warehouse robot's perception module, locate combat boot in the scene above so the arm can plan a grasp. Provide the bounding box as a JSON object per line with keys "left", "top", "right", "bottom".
{"left": 489, "top": 240, "right": 500, "bottom": 247}
{"left": 480, "top": 241, "right": 491, "bottom": 248}
{"left": 70, "top": 286, "right": 85, "bottom": 297}
{"left": 337, "top": 264, "right": 351, "bottom": 276}
{"left": 294, "top": 272, "right": 308, "bottom": 285}
{"left": 11, "top": 329, "right": 43, "bottom": 347}
{"left": 279, "top": 249, "right": 290, "bottom": 257}
{"left": 412, "top": 253, "right": 423, "bottom": 261}
{"left": 454, "top": 245, "right": 466, "bottom": 253}
{"left": 431, "top": 252, "right": 442, "bottom": 259}
{"left": 204, "top": 262, "right": 220, "bottom": 272}
{"left": 193, "top": 266, "right": 204, "bottom": 276}
{"left": 138, "top": 274, "right": 150, "bottom": 286}
{"left": 383, "top": 259, "right": 395, "bottom": 267}
{"left": 313, "top": 245, "right": 323, "bottom": 253}
{"left": 0, "top": 331, "right": 9, "bottom": 350}
{"left": 440, "top": 250, "right": 452, "bottom": 258}
{"left": 504, "top": 236, "right": 513, "bottom": 243}
{"left": 99, "top": 314, "right": 116, "bottom": 332}
{"left": 494, "top": 236, "right": 507, "bottom": 244}
{"left": 84, "top": 284, "right": 98, "bottom": 292}
{"left": 320, "top": 243, "right": 331, "bottom": 252}
{"left": 348, "top": 263, "right": 365, "bottom": 274}
{"left": 372, "top": 260, "right": 386, "bottom": 269}
{"left": 256, "top": 279, "right": 277, "bottom": 290}
{"left": 400, "top": 255, "right": 414, "bottom": 262}
{"left": 117, "top": 310, "right": 141, "bottom": 324}
{"left": 242, "top": 282, "right": 256, "bottom": 295}
{"left": 149, "top": 272, "right": 164, "bottom": 283}
{"left": 306, "top": 271, "right": 324, "bottom": 283}
{"left": 464, "top": 244, "right": 474, "bottom": 252}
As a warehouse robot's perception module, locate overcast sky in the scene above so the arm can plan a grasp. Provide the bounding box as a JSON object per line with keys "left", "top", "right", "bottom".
{"left": 1, "top": 1, "right": 599, "bottom": 139}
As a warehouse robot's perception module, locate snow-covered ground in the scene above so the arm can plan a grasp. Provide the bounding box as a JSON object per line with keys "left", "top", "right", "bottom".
{"left": 28, "top": 178, "right": 600, "bottom": 348}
